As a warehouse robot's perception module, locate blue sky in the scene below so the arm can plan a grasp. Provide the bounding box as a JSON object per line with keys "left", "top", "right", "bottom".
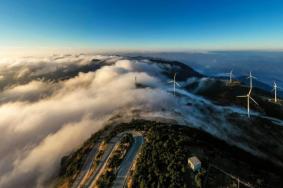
{"left": 0, "top": 0, "right": 283, "bottom": 53}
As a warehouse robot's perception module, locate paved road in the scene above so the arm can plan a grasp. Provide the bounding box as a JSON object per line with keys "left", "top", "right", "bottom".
{"left": 71, "top": 143, "right": 99, "bottom": 188}
{"left": 84, "top": 135, "right": 122, "bottom": 188}
{"left": 112, "top": 133, "right": 144, "bottom": 188}
{"left": 73, "top": 131, "right": 144, "bottom": 188}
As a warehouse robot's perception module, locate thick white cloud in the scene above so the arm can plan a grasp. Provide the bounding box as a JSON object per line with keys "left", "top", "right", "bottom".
{"left": 0, "top": 55, "right": 177, "bottom": 188}
{"left": 0, "top": 81, "right": 56, "bottom": 103}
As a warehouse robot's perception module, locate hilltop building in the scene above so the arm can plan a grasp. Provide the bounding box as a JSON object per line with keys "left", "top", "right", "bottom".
{"left": 188, "top": 156, "right": 201, "bottom": 172}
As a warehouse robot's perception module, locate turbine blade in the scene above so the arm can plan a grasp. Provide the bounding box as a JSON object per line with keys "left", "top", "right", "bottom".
{"left": 250, "top": 97, "right": 258, "bottom": 105}
{"left": 175, "top": 82, "right": 181, "bottom": 87}
{"left": 168, "top": 81, "right": 173, "bottom": 83}
{"left": 248, "top": 89, "right": 252, "bottom": 95}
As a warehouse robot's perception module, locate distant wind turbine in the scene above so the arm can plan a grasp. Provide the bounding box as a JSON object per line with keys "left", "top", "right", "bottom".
{"left": 247, "top": 71, "right": 256, "bottom": 89}
{"left": 225, "top": 70, "right": 233, "bottom": 85}
{"left": 271, "top": 81, "right": 281, "bottom": 103}
{"left": 237, "top": 88, "right": 258, "bottom": 118}
{"left": 168, "top": 73, "right": 180, "bottom": 96}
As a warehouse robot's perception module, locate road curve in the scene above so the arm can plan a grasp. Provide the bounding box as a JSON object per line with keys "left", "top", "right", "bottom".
{"left": 112, "top": 133, "right": 144, "bottom": 188}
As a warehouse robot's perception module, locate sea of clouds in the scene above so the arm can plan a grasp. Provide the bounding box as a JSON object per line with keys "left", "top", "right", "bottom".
{"left": 0, "top": 54, "right": 182, "bottom": 188}
{"left": 0, "top": 54, "right": 282, "bottom": 188}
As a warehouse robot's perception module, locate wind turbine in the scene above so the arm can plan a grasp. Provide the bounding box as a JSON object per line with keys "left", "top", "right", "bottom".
{"left": 168, "top": 73, "right": 180, "bottom": 96}
{"left": 271, "top": 81, "right": 281, "bottom": 103}
{"left": 237, "top": 88, "right": 258, "bottom": 118}
{"left": 247, "top": 71, "right": 256, "bottom": 89}
{"left": 225, "top": 70, "right": 233, "bottom": 85}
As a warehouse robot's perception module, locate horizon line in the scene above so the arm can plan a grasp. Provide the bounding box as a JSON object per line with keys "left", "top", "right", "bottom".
{"left": 1, "top": 47, "right": 283, "bottom": 58}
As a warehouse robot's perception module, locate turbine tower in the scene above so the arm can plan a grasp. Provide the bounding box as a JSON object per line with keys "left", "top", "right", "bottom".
{"left": 247, "top": 71, "right": 256, "bottom": 89}
{"left": 237, "top": 88, "right": 258, "bottom": 118}
{"left": 168, "top": 73, "right": 180, "bottom": 96}
{"left": 225, "top": 70, "right": 233, "bottom": 85}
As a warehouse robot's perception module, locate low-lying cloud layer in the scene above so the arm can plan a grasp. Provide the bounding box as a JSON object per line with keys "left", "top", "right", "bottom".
{"left": 0, "top": 55, "right": 179, "bottom": 188}
{"left": 0, "top": 54, "right": 282, "bottom": 188}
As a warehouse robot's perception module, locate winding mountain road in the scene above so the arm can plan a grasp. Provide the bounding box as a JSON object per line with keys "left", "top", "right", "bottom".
{"left": 72, "top": 131, "right": 144, "bottom": 188}
{"left": 112, "top": 133, "right": 144, "bottom": 188}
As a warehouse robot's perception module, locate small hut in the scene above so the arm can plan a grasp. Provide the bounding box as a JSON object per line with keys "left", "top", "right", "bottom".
{"left": 188, "top": 156, "right": 201, "bottom": 172}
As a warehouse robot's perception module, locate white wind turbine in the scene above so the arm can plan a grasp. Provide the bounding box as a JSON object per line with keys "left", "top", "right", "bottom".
{"left": 168, "top": 73, "right": 180, "bottom": 96}
{"left": 237, "top": 88, "right": 258, "bottom": 118}
{"left": 247, "top": 71, "right": 256, "bottom": 89}
{"left": 225, "top": 70, "right": 233, "bottom": 85}
{"left": 271, "top": 81, "right": 281, "bottom": 103}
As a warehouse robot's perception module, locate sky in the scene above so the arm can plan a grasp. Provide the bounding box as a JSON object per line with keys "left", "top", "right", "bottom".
{"left": 0, "top": 0, "right": 283, "bottom": 55}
